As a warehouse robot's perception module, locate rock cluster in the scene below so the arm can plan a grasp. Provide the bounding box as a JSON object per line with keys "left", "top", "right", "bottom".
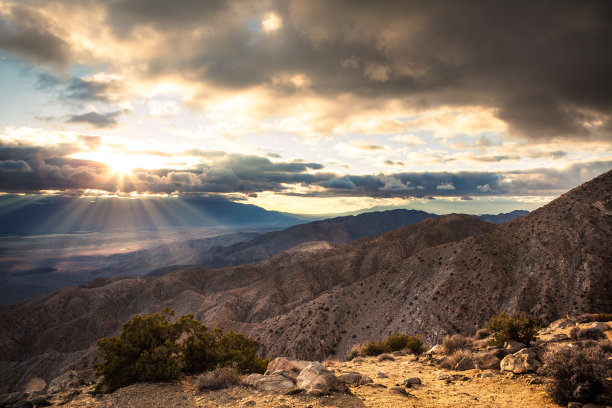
{"left": 244, "top": 358, "right": 348, "bottom": 396}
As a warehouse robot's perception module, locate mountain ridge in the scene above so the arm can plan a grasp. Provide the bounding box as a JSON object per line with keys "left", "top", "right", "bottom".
{"left": 0, "top": 170, "right": 610, "bottom": 393}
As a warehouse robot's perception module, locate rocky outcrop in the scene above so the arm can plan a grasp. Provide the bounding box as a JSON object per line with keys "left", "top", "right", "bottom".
{"left": 295, "top": 363, "right": 348, "bottom": 395}
{"left": 500, "top": 348, "right": 540, "bottom": 374}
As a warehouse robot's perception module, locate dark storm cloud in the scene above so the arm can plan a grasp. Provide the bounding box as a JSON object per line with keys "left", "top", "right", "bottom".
{"left": 1, "top": 138, "right": 609, "bottom": 197}
{"left": 65, "top": 110, "right": 125, "bottom": 128}
{"left": 105, "top": 0, "right": 229, "bottom": 35}
{"left": 100, "top": 0, "right": 611, "bottom": 141}
{"left": 0, "top": 4, "right": 71, "bottom": 67}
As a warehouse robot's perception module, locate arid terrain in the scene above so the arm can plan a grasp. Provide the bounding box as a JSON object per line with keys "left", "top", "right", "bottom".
{"left": 1, "top": 170, "right": 611, "bottom": 394}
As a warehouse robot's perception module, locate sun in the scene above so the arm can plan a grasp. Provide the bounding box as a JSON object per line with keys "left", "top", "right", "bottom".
{"left": 104, "top": 155, "right": 136, "bottom": 174}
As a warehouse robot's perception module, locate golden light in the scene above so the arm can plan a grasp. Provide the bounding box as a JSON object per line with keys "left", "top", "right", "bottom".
{"left": 262, "top": 12, "right": 282, "bottom": 32}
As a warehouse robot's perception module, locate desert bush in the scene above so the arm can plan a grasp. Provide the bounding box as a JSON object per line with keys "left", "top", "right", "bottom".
{"left": 474, "top": 328, "right": 490, "bottom": 339}
{"left": 440, "top": 349, "right": 474, "bottom": 371}
{"left": 485, "top": 310, "right": 542, "bottom": 347}
{"left": 442, "top": 334, "right": 473, "bottom": 355}
{"left": 577, "top": 313, "right": 612, "bottom": 323}
{"left": 347, "top": 334, "right": 425, "bottom": 359}
{"left": 95, "top": 309, "right": 267, "bottom": 393}
{"left": 377, "top": 353, "right": 395, "bottom": 362}
{"left": 345, "top": 343, "right": 363, "bottom": 361}
{"left": 541, "top": 344, "right": 608, "bottom": 405}
{"left": 94, "top": 309, "right": 184, "bottom": 393}
{"left": 569, "top": 327, "right": 606, "bottom": 341}
{"left": 591, "top": 313, "right": 612, "bottom": 322}
{"left": 197, "top": 366, "right": 242, "bottom": 391}
{"left": 360, "top": 340, "right": 390, "bottom": 356}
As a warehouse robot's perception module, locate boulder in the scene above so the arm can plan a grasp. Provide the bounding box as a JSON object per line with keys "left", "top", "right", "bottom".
{"left": 336, "top": 372, "right": 373, "bottom": 386}
{"left": 265, "top": 357, "right": 311, "bottom": 376}
{"left": 244, "top": 374, "right": 296, "bottom": 393}
{"left": 271, "top": 370, "right": 298, "bottom": 381}
{"left": 503, "top": 340, "right": 526, "bottom": 354}
{"left": 23, "top": 378, "right": 46, "bottom": 394}
{"left": 474, "top": 351, "right": 501, "bottom": 370}
{"left": 426, "top": 345, "right": 444, "bottom": 354}
{"left": 500, "top": 348, "right": 540, "bottom": 374}
{"left": 295, "top": 363, "right": 348, "bottom": 394}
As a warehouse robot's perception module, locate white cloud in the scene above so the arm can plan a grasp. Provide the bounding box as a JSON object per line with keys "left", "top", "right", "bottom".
{"left": 149, "top": 101, "right": 180, "bottom": 117}
{"left": 436, "top": 182, "right": 455, "bottom": 190}
{"left": 477, "top": 184, "right": 492, "bottom": 192}
{"left": 391, "top": 134, "right": 425, "bottom": 146}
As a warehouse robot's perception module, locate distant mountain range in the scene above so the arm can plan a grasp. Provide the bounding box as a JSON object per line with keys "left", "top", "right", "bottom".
{"left": 0, "top": 195, "right": 300, "bottom": 235}
{"left": 17, "top": 175, "right": 612, "bottom": 394}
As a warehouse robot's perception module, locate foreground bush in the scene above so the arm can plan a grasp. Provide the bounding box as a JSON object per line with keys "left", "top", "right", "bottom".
{"left": 486, "top": 310, "right": 542, "bottom": 347}
{"left": 569, "top": 326, "right": 606, "bottom": 341}
{"left": 440, "top": 349, "right": 474, "bottom": 371}
{"left": 441, "top": 334, "right": 473, "bottom": 355}
{"left": 95, "top": 309, "right": 268, "bottom": 393}
{"left": 197, "top": 366, "right": 242, "bottom": 391}
{"left": 346, "top": 334, "right": 424, "bottom": 359}
{"left": 541, "top": 344, "right": 608, "bottom": 405}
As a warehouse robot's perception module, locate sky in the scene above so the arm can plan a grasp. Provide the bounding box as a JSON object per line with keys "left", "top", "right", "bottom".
{"left": 0, "top": 0, "right": 610, "bottom": 215}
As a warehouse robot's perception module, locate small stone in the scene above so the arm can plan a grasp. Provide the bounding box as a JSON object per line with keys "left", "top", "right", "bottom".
{"left": 389, "top": 387, "right": 414, "bottom": 397}
{"left": 376, "top": 372, "right": 388, "bottom": 379}
{"left": 400, "top": 377, "right": 421, "bottom": 386}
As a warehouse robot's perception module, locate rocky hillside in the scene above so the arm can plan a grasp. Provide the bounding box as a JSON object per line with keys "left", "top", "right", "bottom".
{"left": 0, "top": 170, "right": 610, "bottom": 393}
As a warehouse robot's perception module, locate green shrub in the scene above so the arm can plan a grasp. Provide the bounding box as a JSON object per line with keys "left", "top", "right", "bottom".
{"left": 361, "top": 340, "right": 390, "bottom": 356}
{"left": 94, "top": 309, "right": 267, "bottom": 393}
{"left": 441, "top": 334, "right": 472, "bottom": 355}
{"left": 542, "top": 344, "right": 608, "bottom": 405}
{"left": 385, "top": 334, "right": 425, "bottom": 355}
{"left": 485, "top": 310, "right": 542, "bottom": 347}
{"left": 347, "top": 334, "right": 425, "bottom": 359}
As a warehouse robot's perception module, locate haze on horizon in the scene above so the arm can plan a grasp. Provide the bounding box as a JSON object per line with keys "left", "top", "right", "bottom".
{"left": 0, "top": 0, "right": 611, "bottom": 215}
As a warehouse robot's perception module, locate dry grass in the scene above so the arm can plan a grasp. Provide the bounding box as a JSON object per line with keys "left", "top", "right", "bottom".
{"left": 197, "top": 366, "right": 242, "bottom": 391}
{"left": 440, "top": 349, "right": 475, "bottom": 371}
{"left": 442, "top": 334, "right": 473, "bottom": 355}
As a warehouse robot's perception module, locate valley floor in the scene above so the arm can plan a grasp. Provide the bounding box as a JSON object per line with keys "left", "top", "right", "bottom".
{"left": 46, "top": 355, "right": 556, "bottom": 408}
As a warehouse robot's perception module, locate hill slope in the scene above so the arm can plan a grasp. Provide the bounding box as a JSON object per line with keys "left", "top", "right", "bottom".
{"left": 0, "top": 170, "right": 610, "bottom": 393}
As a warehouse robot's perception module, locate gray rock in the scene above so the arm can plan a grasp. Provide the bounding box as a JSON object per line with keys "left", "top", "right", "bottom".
{"left": 376, "top": 372, "right": 388, "bottom": 378}
{"left": 271, "top": 370, "right": 298, "bottom": 381}
{"left": 500, "top": 348, "right": 540, "bottom": 374}
{"left": 23, "top": 378, "right": 46, "bottom": 394}
{"left": 426, "top": 345, "right": 444, "bottom": 354}
{"left": 474, "top": 351, "right": 501, "bottom": 370}
{"left": 265, "top": 357, "right": 311, "bottom": 376}
{"left": 295, "top": 363, "right": 348, "bottom": 393}
{"left": 399, "top": 377, "right": 421, "bottom": 386}
{"left": 336, "top": 372, "right": 373, "bottom": 385}
{"left": 245, "top": 374, "right": 296, "bottom": 393}
{"left": 389, "top": 387, "right": 414, "bottom": 397}
{"left": 503, "top": 341, "right": 526, "bottom": 354}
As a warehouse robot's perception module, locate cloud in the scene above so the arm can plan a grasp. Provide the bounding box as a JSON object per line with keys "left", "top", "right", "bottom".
{"left": 0, "top": 0, "right": 609, "bottom": 142}
{"left": 436, "top": 182, "right": 455, "bottom": 191}
{"left": 391, "top": 134, "right": 425, "bottom": 146}
{"left": 149, "top": 101, "right": 180, "bottom": 117}
{"left": 477, "top": 184, "right": 492, "bottom": 193}
{"left": 0, "top": 4, "right": 72, "bottom": 67}
{"left": 65, "top": 110, "right": 125, "bottom": 128}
